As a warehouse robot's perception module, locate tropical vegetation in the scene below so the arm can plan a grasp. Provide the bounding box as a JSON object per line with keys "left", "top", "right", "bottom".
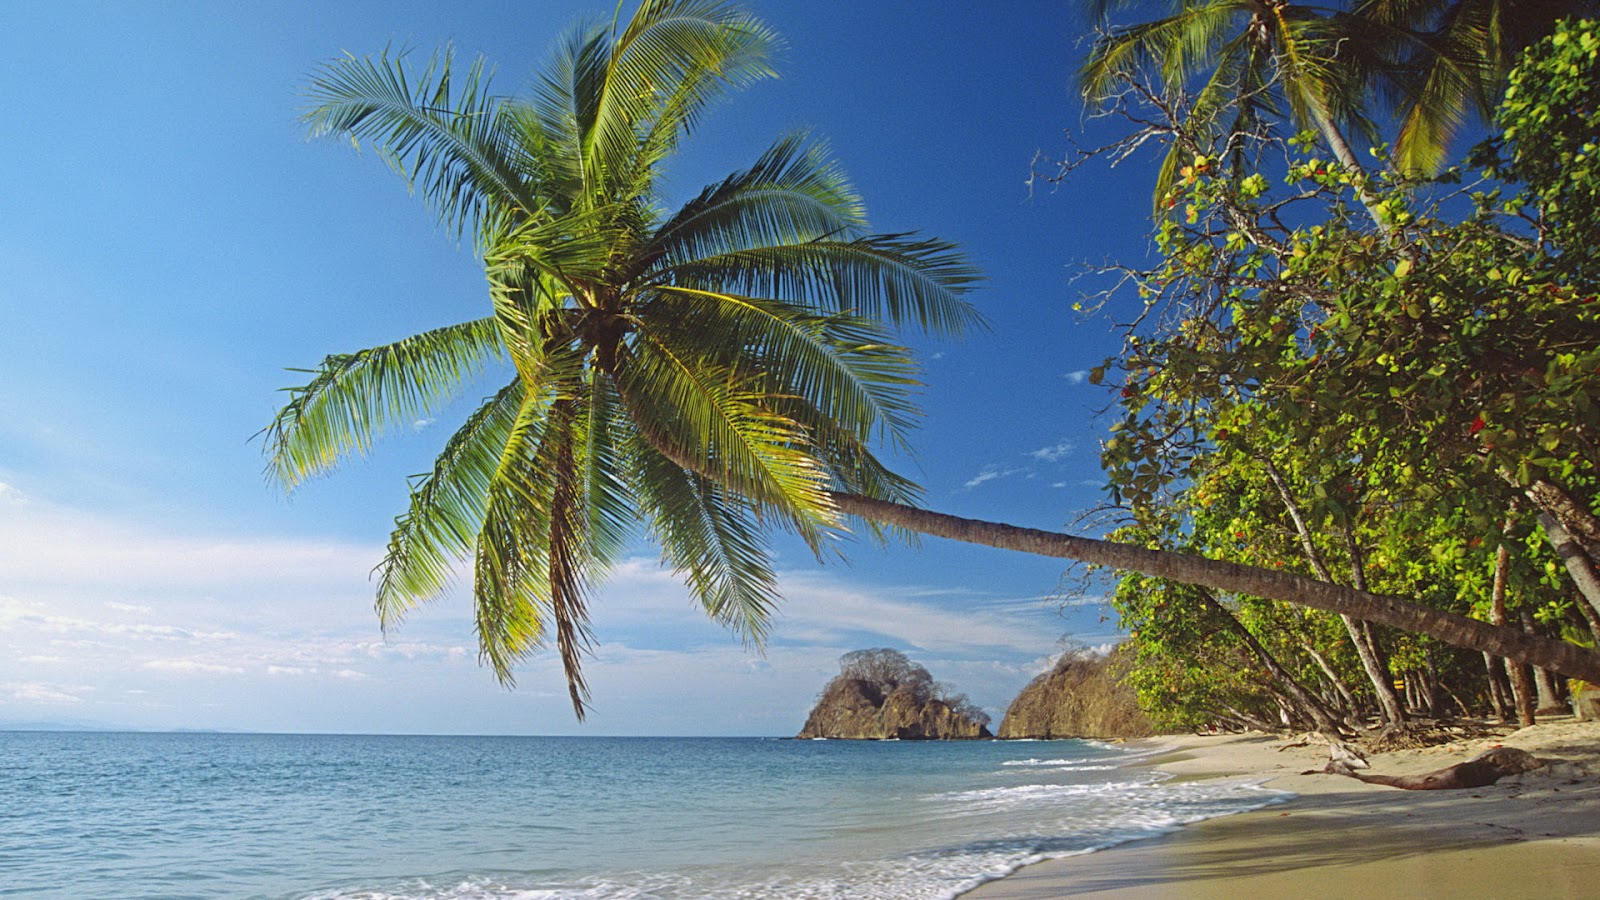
{"left": 264, "top": 0, "right": 981, "bottom": 717}
{"left": 1089, "top": 17, "right": 1600, "bottom": 732}
{"left": 267, "top": 0, "right": 1600, "bottom": 723}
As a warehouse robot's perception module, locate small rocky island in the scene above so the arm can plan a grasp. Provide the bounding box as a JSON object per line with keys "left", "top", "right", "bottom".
{"left": 797, "top": 648, "right": 992, "bottom": 740}
{"left": 997, "top": 647, "right": 1154, "bottom": 740}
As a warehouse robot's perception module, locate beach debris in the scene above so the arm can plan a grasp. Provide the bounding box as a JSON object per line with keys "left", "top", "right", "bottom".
{"left": 1279, "top": 732, "right": 1369, "bottom": 769}
{"left": 1315, "top": 746, "right": 1549, "bottom": 790}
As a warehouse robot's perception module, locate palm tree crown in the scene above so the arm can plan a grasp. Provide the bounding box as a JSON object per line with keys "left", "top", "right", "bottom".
{"left": 264, "top": 0, "right": 982, "bottom": 718}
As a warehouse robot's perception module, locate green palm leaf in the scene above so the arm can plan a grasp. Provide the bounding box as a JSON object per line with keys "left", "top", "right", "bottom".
{"left": 303, "top": 47, "right": 545, "bottom": 240}
{"left": 375, "top": 380, "right": 526, "bottom": 627}
{"left": 264, "top": 317, "right": 503, "bottom": 488}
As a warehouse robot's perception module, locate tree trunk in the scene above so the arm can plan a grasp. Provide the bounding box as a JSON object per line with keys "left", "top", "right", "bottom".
{"left": 1484, "top": 651, "right": 1514, "bottom": 723}
{"left": 1196, "top": 589, "right": 1345, "bottom": 735}
{"left": 828, "top": 492, "right": 1600, "bottom": 683}
{"left": 1306, "top": 101, "right": 1393, "bottom": 236}
{"left": 1304, "top": 641, "right": 1361, "bottom": 720}
{"left": 1490, "top": 517, "right": 1537, "bottom": 726}
{"left": 1536, "top": 511, "right": 1600, "bottom": 621}
{"left": 1522, "top": 610, "right": 1568, "bottom": 713}
{"left": 1506, "top": 658, "right": 1539, "bottom": 726}
{"left": 1524, "top": 478, "right": 1600, "bottom": 557}
{"left": 1340, "top": 530, "right": 1408, "bottom": 730}
{"left": 1262, "top": 459, "right": 1406, "bottom": 728}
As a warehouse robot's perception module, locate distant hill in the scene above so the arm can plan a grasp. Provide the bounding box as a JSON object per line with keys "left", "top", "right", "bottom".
{"left": 797, "top": 648, "right": 992, "bottom": 740}
{"left": 997, "top": 648, "right": 1157, "bottom": 740}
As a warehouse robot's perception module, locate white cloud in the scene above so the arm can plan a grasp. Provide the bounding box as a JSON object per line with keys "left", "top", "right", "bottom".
{"left": 1029, "top": 440, "right": 1074, "bottom": 463}
{"left": 142, "top": 659, "right": 246, "bottom": 675}
{"left": 1062, "top": 370, "right": 1089, "bottom": 385}
{"left": 0, "top": 493, "right": 378, "bottom": 591}
{"left": 0, "top": 485, "right": 1087, "bottom": 734}
{"left": 770, "top": 573, "right": 1060, "bottom": 656}
{"left": 962, "top": 466, "right": 1023, "bottom": 489}
{"left": 1, "top": 681, "right": 86, "bottom": 705}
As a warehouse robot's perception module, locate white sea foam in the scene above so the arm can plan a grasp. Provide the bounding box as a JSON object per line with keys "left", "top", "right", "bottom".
{"left": 1000, "top": 758, "right": 1120, "bottom": 770}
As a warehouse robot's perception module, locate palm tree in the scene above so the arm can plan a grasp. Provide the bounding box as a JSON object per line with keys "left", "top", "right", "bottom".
{"left": 1080, "top": 0, "right": 1599, "bottom": 187}
{"left": 266, "top": 0, "right": 982, "bottom": 718}
{"left": 268, "top": 0, "right": 1600, "bottom": 719}
{"left": 1079, "top": 0, "right": 1378, "bottom": 213}
{"left": 1361, "top": 0, "right": 1598, "bottom": 175}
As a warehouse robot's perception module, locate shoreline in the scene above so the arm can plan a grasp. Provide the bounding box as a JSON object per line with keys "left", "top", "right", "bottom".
{"left": 962, "top": 719, "right": 1600, "bottom": 899}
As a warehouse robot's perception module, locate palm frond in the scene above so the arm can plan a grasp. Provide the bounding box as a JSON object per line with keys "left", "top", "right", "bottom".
{"left": 471, "top": 387, "right": 557, "bottom": 685}
{"left": 663, "top": 234, "right": 984, "bottom": 337}
{"left": 627, "top": 437, "right": 781, "bottom": 643}
{"left": 640, "top": 132, "right": 865, "bottom": 277}
{"left": 375, "top": 379, "right": 526, "bottom": 627}
{"left": 304, "top": 47, "right": 545, "bottom": 241}
{"left": 643, "top": 286, "right": 922, "bottom": 449}
{"left": 615, "top": 333, "right": 840, "bottom": 551}
{"left": 263, "top": 317, "right": 504, "bottom": 488}
{"left": 586, "top": 0, "right": 780, "bottom": 193}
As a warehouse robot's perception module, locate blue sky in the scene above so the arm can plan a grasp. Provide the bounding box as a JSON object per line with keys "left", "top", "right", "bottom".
{"left": 0, "top": 1, "right": 1153, "bottom": 735}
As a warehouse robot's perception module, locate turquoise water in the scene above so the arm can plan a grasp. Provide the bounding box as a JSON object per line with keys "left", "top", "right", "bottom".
{"left": 0, "top": 732, "right": 1286, "bottom": 898}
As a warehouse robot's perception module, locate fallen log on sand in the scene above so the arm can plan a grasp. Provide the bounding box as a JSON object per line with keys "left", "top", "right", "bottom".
{"left": 1313, "top": 746, "right": 1547, "bottom": 790}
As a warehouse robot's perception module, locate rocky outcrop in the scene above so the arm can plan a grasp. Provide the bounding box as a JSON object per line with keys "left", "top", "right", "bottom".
{"left": 997, "top": 649, "right": 1156, "bottom": 740}
{"left": 797, "top": 648, "right": 992, "bottom": 740}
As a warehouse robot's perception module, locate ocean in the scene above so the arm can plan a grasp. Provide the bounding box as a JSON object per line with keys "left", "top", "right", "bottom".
{"left": 0, "top": 731, "right": 1287, "bottom": 899}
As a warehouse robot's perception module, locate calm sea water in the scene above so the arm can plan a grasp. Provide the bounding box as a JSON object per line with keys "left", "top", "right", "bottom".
{"left": 0, "top": 732, "right": 1287, "bottom": 899}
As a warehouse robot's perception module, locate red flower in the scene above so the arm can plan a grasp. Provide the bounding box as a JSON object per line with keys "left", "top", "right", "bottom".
{"left": 1470, "top": 415, "right": 1486, "bottom": 435}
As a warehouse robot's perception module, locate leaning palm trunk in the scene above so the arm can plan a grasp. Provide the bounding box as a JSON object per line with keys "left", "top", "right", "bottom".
{"left": 828, "top": 492, "right": 1600, "bottom": 683}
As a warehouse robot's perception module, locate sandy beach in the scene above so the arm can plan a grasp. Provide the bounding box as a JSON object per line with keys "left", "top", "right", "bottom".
{"left": 964, "top": 718, "right": 1600, "bottom": 899}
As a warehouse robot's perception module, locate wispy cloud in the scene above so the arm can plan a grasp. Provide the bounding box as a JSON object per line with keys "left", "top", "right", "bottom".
{"left": 1062, "top": 370, "right": 1089, "bottom": 385}
{"left": 1029, "top": 440, "right": 1074, "bottom": 463}
{"left": 1, "top": 681, "right": 86, "bottom": 705}
{"left": 142, "top": 659, "right": 245, "bottom": 675}
{"left": 963, "top": 466, "right": 1023, "bottom": 489}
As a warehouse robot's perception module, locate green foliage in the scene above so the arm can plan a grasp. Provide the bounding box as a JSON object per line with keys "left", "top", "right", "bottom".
{"left": 267, "top": 1, "right": 980, "bottom": 718}
{"left": 1095, "top": 23, "right": 1600, "bottom": 726}
{"left": 1494, "top": 19, "right": 1600, "bottom": 280}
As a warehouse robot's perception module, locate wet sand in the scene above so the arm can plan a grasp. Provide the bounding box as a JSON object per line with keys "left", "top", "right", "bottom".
{"left": 964, "top": 720, "right": 1600, "bottom": 899}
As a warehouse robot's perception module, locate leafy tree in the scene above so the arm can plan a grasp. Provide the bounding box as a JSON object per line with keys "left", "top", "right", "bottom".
{"left": 1079, "top": 0, "right": 1598, "bottom": 197}
{"left": 1092, "top": 19, "right": 1600, "bottom": 725}
{"left": 1080, "top": 0, "right": 1376, "bottom": 212}
{"left": 270, "top": 2, "right": 1600, "bottom": 719}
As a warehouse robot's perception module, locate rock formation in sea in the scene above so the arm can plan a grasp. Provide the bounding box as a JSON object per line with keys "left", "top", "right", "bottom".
{"left": 797, "top": 648, "right": 993, "bottom": 740}
{"left": 997, "top": 647, "right": 1157, "bottom": 740}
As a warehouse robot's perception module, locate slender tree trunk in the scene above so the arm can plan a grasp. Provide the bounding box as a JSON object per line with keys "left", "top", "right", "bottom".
{"left": 1520, "top": 609, "right": 1570, "bottom": 716}
{"left": 1339, "top": 529, "right": 1409, "bottom": 730}
{"left": 1484, "top": 651, "right": 1514, "bottom": 723}
{"left": 1261, "top": 460, "right": 1406, "bottom": 728}
{"left": 630, "top": 406, "right": 1600, "bottom": 683}
{"left": 1536, "top": 511, "right": 1600, "bottom": 620}
{"left": 1490, "top": 513, "right": 1537, "bottom": 725}
{"left": 828, "top": 492, "right": 1600, "bottom": 683}
{"left": 1306, "top": 102, "right": 1393, "bottom": 236}
{"left": 1304, "top": 641, "right": 1361, "bottom": 720}
{"left": 1196, "top": 589, "right": 1345, "bottom": 735}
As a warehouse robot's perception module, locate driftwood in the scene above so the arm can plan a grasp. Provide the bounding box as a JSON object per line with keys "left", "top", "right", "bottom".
{"left": 1314, "top": 746, "right": 1547, "bottom": 790}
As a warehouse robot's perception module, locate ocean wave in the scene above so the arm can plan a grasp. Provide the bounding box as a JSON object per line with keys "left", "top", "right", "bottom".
{"left": 999, "top": 758, "right": 1120, "bottom": 770}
